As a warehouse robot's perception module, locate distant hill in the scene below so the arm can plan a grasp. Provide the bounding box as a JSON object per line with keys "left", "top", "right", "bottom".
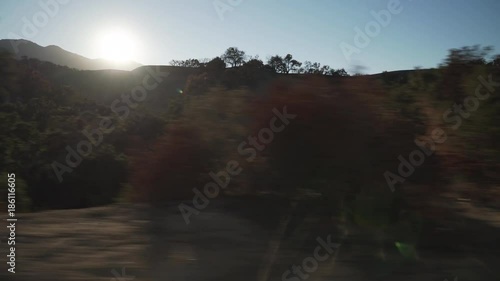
{"left": 0, "top": 39, "right": 141, "bottom": 71}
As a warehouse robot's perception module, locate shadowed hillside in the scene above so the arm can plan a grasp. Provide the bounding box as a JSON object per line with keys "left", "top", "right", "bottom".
{"left": 0, "top": 39, "right": 141, "bottom": 71}
{"left": 0, "top": 44, "right": 499, "bottom": 280}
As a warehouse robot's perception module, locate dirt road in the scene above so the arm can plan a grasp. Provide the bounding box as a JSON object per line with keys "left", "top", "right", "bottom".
{"left": 1, "top": 197, "right": 499, "bottom": 281}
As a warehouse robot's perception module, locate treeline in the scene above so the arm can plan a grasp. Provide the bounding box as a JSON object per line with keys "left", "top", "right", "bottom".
{"left": 169, "top": 47, "right": 349, "bottom": 76}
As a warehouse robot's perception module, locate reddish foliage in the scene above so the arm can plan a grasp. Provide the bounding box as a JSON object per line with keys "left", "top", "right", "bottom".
{"left": 247, "top": 76, "right": 436, "bottom": 195}
{"left": 129, "top": 124, "right": 211, "bottom": 204}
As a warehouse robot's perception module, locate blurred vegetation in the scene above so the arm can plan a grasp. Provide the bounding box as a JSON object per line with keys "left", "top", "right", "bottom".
{"left": 0, "top": 45, "right": 499, "bottom": 222}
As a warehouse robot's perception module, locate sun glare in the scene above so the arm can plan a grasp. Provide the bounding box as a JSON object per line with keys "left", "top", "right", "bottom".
{"left": 96, "top": 28, "right": 137, "bottom": 62}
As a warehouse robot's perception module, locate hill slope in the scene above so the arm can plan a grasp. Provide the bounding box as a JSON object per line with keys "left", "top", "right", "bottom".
{"left": 0, "top": 39, "right": 141, "bottom": 71}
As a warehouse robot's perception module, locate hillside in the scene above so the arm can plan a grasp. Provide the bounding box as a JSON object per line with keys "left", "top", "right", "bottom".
{"left": 0, "top": 39, "right": 141, "bottom": 71}
{"left": 0, "top": 43, "right": 499, "bottom": 280}
{"left": 1, "top": 45, "right": 500, "bottom": 211}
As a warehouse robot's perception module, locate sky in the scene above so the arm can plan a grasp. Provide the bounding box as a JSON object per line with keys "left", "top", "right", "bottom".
{"left": 0, "top": 0, "right": 499, "bottom": 74}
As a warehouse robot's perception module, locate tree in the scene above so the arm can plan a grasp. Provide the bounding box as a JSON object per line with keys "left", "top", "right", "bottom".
{"left": 439, "top": 45, "right": 493, "bottom": 101}
{"left": 240, "top": 59, "right": 271, "bottom": 88}
{"left": 283, "top": 54, "right": 301, "bottom": 74}
{"left": 169, "top": 59, "right": 183, "bottom": 66}
{"left": 222, "top": 47, "right": 246, "bottom": 67}
{"left": 300, "top": 61, "right": 322, "bottom": 74}
{"left": 184, "top": 59, "right": 201, "bottom": 68}
{"left": 267, "top": 54, "right": 301, "bottom": 74}
{"left": 331, "top": 68, "right": 349, "bottom": 77}
{"left": 267, "top": 55, "right": 285, "bottom": 73}
{"left": 320, "top": 65, "right": 331, "bottom": 75}
{"left": 244, "top": 58, "right": 265, "bottom": 69}
{"left": 169, "top": 59, "right": 200, "bottom": 67}
{"left": 442, "top": 45, "right": 493, "bottom": 67}
{"left": 490, "top": 54, "right": 500, "bottom": 67}
{"left": 205, "top": 57, "right": 226, "bottom": 74}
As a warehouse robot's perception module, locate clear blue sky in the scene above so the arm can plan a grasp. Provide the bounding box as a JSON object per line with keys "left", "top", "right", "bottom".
{"left": 1, "top": 0, "right": 499, "bottom": 73}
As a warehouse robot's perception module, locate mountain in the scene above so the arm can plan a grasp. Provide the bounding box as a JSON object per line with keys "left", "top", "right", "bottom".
{"left": 0, "top": 39, "right": 141, "bottom": 71}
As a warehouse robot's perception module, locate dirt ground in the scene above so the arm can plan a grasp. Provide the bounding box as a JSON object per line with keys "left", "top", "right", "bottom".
{"left": 1, "top": 195, "right": 499, "bottom": 281}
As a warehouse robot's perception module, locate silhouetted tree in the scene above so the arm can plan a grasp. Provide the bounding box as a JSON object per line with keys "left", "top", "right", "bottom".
{"left": 439, "top": 45, "right": 493, "bottom": 101}
{"left": 490, "top": 54, "right": 500, "bottom": 67}
{"left": 282, "top": 54, "right": 301, "bottom": 74}
{"left": 205, "top": 57, "right": 226, "bottom": 78}
{"left": 442, "top": 45, "right": 492, "bottom": 66}
{"left": 240, "top": 58, "right": 273, "bottom": 87}
{"left": 331, "top": 68, "right": 349, "bottom": 77}
{"left": 185, "top": 59, "right": 201, "bottom": 67}
{"left": 222, "top": 47, "right": 246, "bottom": 67}
{"left": 300, "top": 61, "right": 322, "bottom": 74}
{"left": 244, "top": 58, "right": 265, "bottom": 69}
{"left": 267, "top": 55, "right": 284, "bottom": 73}
{"left": 169, "top": 59, "right": 183, "bottom": 66}
{"left": 169, "top": 59, "right": 201, "bottom": 67}
{"left": 267, "top": 54, "right": 301, "bottom": 74}
{"left": 320, "top": 65, "right": 331, "bottom": 75}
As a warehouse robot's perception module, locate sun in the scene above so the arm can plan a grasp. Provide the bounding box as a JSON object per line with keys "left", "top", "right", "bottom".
{"left": 96, "top": 28, "right": 137, "bottom": 62}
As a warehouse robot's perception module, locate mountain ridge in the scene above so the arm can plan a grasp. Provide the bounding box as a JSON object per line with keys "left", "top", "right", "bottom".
{"left": 0, "top": 39, "right": 141, "bottom": 71}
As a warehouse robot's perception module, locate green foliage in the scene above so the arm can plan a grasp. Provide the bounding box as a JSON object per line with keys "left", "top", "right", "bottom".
{"left": 386, "top": 70, "right": 436, "bottom": 135}
{"left": 456, "top": 66, "right": 500, "bottom": 173}
{"left": 381, "top": 46, "right": 500, "bottom": 184}
{"left": 0, "top": 55, "right": 166, "bottom": 210}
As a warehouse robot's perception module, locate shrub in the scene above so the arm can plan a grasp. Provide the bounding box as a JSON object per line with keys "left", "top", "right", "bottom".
{"left": 130, "top": 123, "right": 213, "bottom": 204}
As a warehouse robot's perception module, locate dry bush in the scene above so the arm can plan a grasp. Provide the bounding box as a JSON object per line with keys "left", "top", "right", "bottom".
{"left": 129, "top": 123, "right": 212, "bottom": 204}
{"left": 246, "top": 76, "right": 440, "bottom": 199}
{"left": 129, "top": 75, "right": 442, "bottom": 207}
{"left": 128, "top": 87, "right": 253, "bottom": 202}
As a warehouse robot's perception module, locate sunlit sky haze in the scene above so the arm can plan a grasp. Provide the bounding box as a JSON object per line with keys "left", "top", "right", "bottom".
{"left": 1, "top": 0, "right": 499, "bottom": 73}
